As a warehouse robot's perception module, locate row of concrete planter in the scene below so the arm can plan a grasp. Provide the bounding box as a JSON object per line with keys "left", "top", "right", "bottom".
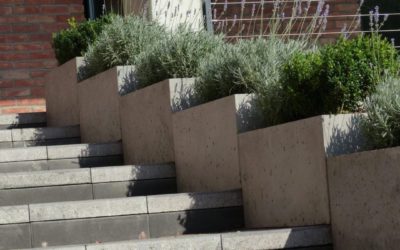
{"left": 46, "top": 58, "right": 398, "bottom": 249}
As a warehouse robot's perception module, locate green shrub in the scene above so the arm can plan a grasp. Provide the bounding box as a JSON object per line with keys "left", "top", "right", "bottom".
{"left": 280, "top": 34, "right": 399, "bottom": 122}
{"left": 82, "top": 15, "right": 166, "bottom": 80}
{"left": 52, "top": 15, "right": 111, "bottom": 65}
{"left": 135, "top": 27, "right": 225, "bottom": 88}
{"left": 280, "top": 51, "right": 324, "bottom": 121}
{"left": 195, "top": 38, "right": 306, "bottom": 103}
{"left": 362, "top": 77, "right": 400, "bottom": 149}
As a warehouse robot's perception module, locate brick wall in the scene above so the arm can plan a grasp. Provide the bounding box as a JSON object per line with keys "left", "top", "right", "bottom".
{"left": 211, "top": 0, "right": 360, "bottom": 43}
{"left": 0, "top": 0, "right": 84, "bottom": 114}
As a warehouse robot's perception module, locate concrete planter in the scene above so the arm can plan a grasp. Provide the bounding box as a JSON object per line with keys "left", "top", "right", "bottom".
{"left": 120, "top": 78, "right": 197, "bottom": 165}
{"left": 238, "top": 114, "right": 365, "bottom": 229}
{"left": 173, "top": 94, "right": 262, "bottom": 193}
{"left": 78, "top": 66, "right": 136, "bottom": 143}
{"left": 45, "top": 57, "right": 84, "bottom": 127}
{"left": 328, "top": 147, "right": 400, "bottom": 250}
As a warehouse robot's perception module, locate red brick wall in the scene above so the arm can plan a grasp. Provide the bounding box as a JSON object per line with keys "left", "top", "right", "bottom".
{"left": 211, "top": 0, "right": 360, "bottom": 43}
{"left": 0, "top": 0, "right": 84, "bottom": 114}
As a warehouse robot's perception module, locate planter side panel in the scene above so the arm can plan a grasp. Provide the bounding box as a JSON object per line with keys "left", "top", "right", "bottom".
{"left": 238, "top": 116, "right": 330, "bottom": 228}
{"left": 78, "top": 68, "right": 121, "bottom": 143}
{"left": 120, "top": 80, "right": 174, "bottom": 165}
{"left": 45, "top": 57, "right": 83, "bottom": 127}
{"left": 328, "top": 148, "right": 400, "bottom": 250}
{"left": 173, "top": 95, "right": 242, "bottom": 193}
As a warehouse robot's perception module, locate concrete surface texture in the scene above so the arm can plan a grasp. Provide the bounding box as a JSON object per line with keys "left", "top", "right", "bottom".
{"left": 78, "top": 66, "right": 136, "bottom": 143}
{"left": 120, "top": 78, "right": 196, "bottom": 165}
{"left": 173, "top": 94, "right": 261, "bottom": 193}
{"left": 328, "top": 146, "right": 400, "bottom": 250}
{"left": 45, "top": 57, "right": 84, "bottom": 127}
{"left": 238, "top": 114, "right": 364, "bottom": 229}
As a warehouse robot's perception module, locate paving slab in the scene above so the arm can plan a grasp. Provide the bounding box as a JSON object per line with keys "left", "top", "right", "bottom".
{"left": 147, "top": 190, "right": 242, "bottom": 213}
{"left": 11, "top": 126, "right": 80, "bottom": 141}
{"left": 221, "top": 226, "right": 331, "bottom": 250}
{"left": 0, "top": 146, "right": 47, "bottom": 163}
{"left": 91, "top": 164, "right": 175, "bottom": 183}
{"left": 29, "top": 197, "right": 147, "bottom": 221}
{"left": 86, "top": 234, "right": 221, "bottom": 250}
{"left": 0, "top": 169, "right": 91, "bottom": 189}
{"left": 47, "top": 143, "right": 122, "bottom": 159}
{"left": 0, "top": 205, "right": 29, "bottom": 224}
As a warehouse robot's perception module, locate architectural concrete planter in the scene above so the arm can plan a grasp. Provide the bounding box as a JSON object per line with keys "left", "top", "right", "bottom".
{"left": 173, "top": 94, "right": 262, "bottom": 193}
{"left": 45, "top": 57, "right": 84, "bottom": 127}
{"left": 328, "top": 147, "right": 400, "bottom": 250}
{"left": 78, "top": 66, "right": 136, "bottom": 143}
{"left": 120, "top": 78, "right": 197, "bottom": 165}
{"left": 238, "top": 114, "right": 365, "bottom": 229}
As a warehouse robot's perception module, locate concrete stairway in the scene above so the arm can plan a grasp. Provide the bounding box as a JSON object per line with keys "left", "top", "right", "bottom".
{"left": 0, "top": 113, "right": 332, "bottom": 250}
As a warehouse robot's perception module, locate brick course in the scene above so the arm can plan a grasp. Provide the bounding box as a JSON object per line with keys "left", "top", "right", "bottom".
{"left": 0, "top": 0, "right": 84, "bottom": 114}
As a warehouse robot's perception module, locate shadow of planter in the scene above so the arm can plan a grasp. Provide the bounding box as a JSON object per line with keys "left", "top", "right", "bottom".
{"left": 78, "top": 66, "right": 137, "bottom": 143}
{"left": 328, "top": 146, "right": 400, "bottom": 250}
{"left": 45, "top": 57, "right": 84, "bottom": 127}
{"left": 238, "top": 114, "right": 366, "bottom": 229}
{"left": 119, "top": 78, "right": 197, "bottom": 165}
{"left": 172, "top": 94, "right": 263, "bottom": 193}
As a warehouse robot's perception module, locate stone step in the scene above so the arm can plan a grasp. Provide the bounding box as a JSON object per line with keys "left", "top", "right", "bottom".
{"left": 18, "top": 225, "right": 332, "bottom": 250}
{"left": 0, "top": 112, "right": 46, "bottom": 129}
{"left": 0, "top": 125, "right": 80, "bottom": 149}
{"left": 0, "top": 164, "right": 176, "bottom": 206}
{"left": 0, "top": 190, "right": 244, "bottom": 249}
{"left": 0, "top": 143, "right": 123, "bottom": 173}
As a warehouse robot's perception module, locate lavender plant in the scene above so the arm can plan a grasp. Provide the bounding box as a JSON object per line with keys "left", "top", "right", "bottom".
{"left": 362, "top": 77, "right": 400, "bottom": 149}
{"left": 135, "top": 26, "right": 225, "bottom": 88}
{"left": 81, "top": 15, "right": 166, "bottom": 80}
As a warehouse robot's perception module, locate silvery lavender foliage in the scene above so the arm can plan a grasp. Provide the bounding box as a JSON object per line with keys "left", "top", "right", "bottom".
{"left": 363, "top": 77, "right": 400, "bottom": 149}
{"left": 195, "top": 37, "right": 307, "bottom": 116}
{"left": 134, "top": 26, "right": 225, "bottom": 88}
{"left": 81, "top": 15, "right": 166, "bottom": 80}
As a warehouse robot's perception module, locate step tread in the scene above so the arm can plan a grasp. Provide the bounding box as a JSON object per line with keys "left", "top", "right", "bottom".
{"left": 0, "top": 164, "right": 176, "bottom": 189}
{"left": 0, "top": 142, "right": 122, "bottom": 163}
{"left": 0, "top": 190, "right": 242, "bottom": 224}
{"left": 0, "top": 112, "right": 46, "bottom": 128}
{"left": 24, "top": 226, "right": 331, "bottom": 250}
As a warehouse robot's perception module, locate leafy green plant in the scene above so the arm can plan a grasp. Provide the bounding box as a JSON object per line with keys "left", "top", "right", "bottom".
{"left": 52, "top": 15, "right": 112, "bottom": 65}
{"left": 135, "top": 27, "right": 225, "bottom": 88}
{"left": 81, "top": 15, "right": 166, "bottom": 80}
{"left": 280, "top": 34, "right": 399, "bottom": 122}
{"left": 280, "top": 51, "right": 324, "bottom": 121}
{"left": 362, "top": 77, "right": 400, "bottom": 149}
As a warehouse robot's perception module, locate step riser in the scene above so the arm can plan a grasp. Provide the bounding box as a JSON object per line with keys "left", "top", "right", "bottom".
{"left": 0, "top": 207, "right": 243, "bottom": 249}
{"left": 0, "top": 138, "right": 81, "bottom": 149}
{"left": 0, "top": 156, "right": 123, "bottom": 173}
{"left": 0, "top": 179, "right": 177, "bottom": 206}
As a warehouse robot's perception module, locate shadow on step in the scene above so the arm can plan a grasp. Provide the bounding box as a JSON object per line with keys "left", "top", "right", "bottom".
{"left": 0, "top": 112, "right": 46, "bottom": 129}
{"left": 171, "top": 191, "right": 245, "bottom": 237}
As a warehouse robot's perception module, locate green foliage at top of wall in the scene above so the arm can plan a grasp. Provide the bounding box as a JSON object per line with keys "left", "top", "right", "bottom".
{"left": 52, "top": 15, "right": 112, "bottom": 65}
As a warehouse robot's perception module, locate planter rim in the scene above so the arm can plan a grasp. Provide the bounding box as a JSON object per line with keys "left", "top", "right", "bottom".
{"left": 173, "top": 93, "right": 253, "bottom": 114}
{"left": 133, "top": 77, "right": 198, "bottom": 93}
{"left": 77, "top": 65, "right": 135, "bottom": 84}
{"left": 238, "top": 113, "right": 364, "bottom": 137}
{"left": 328, "top": 144, "right": 400, "bottom": 161}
